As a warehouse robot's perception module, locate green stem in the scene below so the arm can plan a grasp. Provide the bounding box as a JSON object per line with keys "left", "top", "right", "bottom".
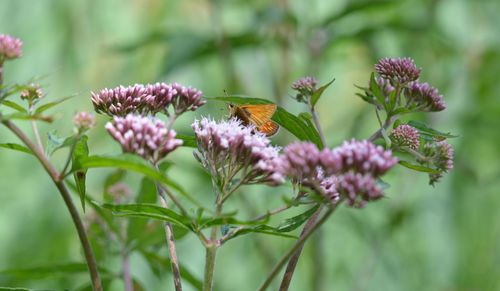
{"left": 308, "top": 100, "right": 326, "bottom": 147}
{"left": 258, "top": 206, "right": 336, "bottom": 291}
{"left": 203, "top": 244, "right": 218, "bottom": 291}
{"left": 1, "top": 119, "right": 102, "bottom": 291}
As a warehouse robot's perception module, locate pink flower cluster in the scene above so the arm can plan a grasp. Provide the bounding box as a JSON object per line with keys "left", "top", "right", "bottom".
{"left": 192, "top": 117, "right": 284, "bottom": 185}
{"left": 406, "top": 81, "right": 446, "bottom": 112}
{"left": 73, "top": 112, "right": 96, "bottom": 132}
{"left": 106, "top": 114, "right": 182, "bottom": 163}
{"left": 425, "top": 140, "right": 454, "bottom": 185}
{"left": 279, "top": 140, "right": 397, "bottom": 207}
{"left": 291, "top": 76, "right": 318, "bottom": 93}
{"left": 390, "top": 124, "right": 420, "bottom": 150}
{"left": 92, "top": 82, "right": 205, "bottom": 117}
{"left": 375, "top": 57, "right": 421, "bottom": 85}
{"left": 0, "top": 34, "right": 22, "bottom": 61}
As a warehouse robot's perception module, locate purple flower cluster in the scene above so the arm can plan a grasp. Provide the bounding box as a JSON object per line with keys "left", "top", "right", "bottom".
{"left": 0, "top": 34, "right": 22, "bottom": 62}
{"left": 20, "top": 84, "right": 43, "bottom": 104}
{"left": 192, "top": 117, "right": 284, "bottom": 185}
{"left": 73, "top": 112, "right": 96, "bottom": 132}
{"left": 425, "top": 140, "right": 454, "bottom": 185}
{"left": 91, "top": 82, "right": 205, "bottom": 117}
{"left": 278, "top": 140, "right": 397, "bottom": 207}
{"left": 375, "top": 57, "right": 421, "bottom": 85}
{"left": 405, "top": 81, "right": 446, "bottom": 112}
{"left": 291, "top": 76, "right": 318, "bottom": 94}
{"left": 106, "top": 114, "right": 182, "bottom": 163}
{"left": 390, "top": 124, "right": 420, "bottom": 150}
{"left": 375, "top": 76, "right": 395, "bottom": 97}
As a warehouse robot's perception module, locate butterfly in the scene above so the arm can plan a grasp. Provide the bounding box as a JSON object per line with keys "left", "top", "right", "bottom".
{"left": 227, "top": 103, "right": 280, "bottom": 137}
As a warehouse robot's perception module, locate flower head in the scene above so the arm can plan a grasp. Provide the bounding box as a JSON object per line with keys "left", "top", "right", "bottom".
{"left": 375, "top": 57, "right": 421, "bottom": 85}
{"left": 337, "top": 173, "right": 384, "bottom": 207}
{"left": 425, "top": 140, "right": 454, "bottom": 185}
{"left": 279, "top": 142, "right": 322, "bottom": 182}
{"left": 73, "top": 112, "right": 95, "bottom": 132}
{"left": 375, "top": 76, "right": 395, "bottom": 97}
{"left": 91, "top": 82, "right": 205, "bottom": 116}
{"left": 291, "top": 76, "right": 318, "bottom": 103}
{"left": 390, "top": 124, "right": 420, "bottom": 150}
{"left": 20, "top": 83, "right": 43, "bottom": 105}
{"left": 192, "top": 117, "right": 283, "bottom": 185}
{"left": 322, "top": 139, "right": 398, "bottom": 177}
{"left": 106, "top": 114, "right": 182, "bottom": 163}
{"left": 170, "top": 83, "right": 205, "bottom": 114}
{"left": 405, "top": 81, "right": 446, "bottom": 112}
{"left": 0, "top": 34, "right": 22, "bottom": 61}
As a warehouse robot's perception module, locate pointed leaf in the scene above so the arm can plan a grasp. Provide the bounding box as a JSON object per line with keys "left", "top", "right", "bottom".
{"left": 311, "top": 78, "right": 335, "bottom": 107}
{"left": 0, "top": 143, "right": 33, "bottom": 156}
{"left": 1, "top": 100, "right": 27, "bottom": 113}
{"left": 276, "top": 205, "right": 319, "bottom": 232}
{"left": 72, "top": 136, "right": 89, "bottom": 211}
{"left": 72, "top": 154, "right": 205, "bottom": 209}
{"left": 34, "top": 95, "right": 74, "bottom": 114}
{"left": 102, "top": 203, "right": 193, "bottom": 231}
{"left": 398, "top": 160, "right": 440, "bottom": 173}
{"left": 407, "top": 120, "right": 458, "bottom": 141}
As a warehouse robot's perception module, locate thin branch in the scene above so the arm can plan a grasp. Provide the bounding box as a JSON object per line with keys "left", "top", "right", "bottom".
{"left": 368, "top": 114, "right": 399, "bottom": 142}
{"left": 308, "top": 100, "right": 327, "bottom": 146}
{"left": 1, "top": 118, "right": 102, "bottom": 290}
{"left": 258, "top": 206, "right": 336, "bottom": 291}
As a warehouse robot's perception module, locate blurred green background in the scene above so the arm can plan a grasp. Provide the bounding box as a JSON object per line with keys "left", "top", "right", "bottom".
{"left": 1, "top": 0, "right": 499, "bottom": 290}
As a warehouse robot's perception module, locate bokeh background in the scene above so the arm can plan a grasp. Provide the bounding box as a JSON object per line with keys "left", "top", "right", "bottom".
{"left": 1, "top": 0, "right": 499, "bottom": 290}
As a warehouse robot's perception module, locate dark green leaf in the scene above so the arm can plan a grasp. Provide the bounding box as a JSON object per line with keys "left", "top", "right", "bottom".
{"left": 199, "top": 213, "right": 269, "bottom": 229}
{"left": 1, "top": 100, "right": 27, "bottom": 113}
{"left": 398, "top": 160, "right": 440, "bottom": 173}
{"left": 127, "top": 178, "right": 158, "bottom": 241}
{"left": 369, "top": 72, "right": 386, "bottom": 110}
{"left": 72, "top": 154, "right": 205, "bottom": 209}
{"left": 0, "top": 143, "right": 33, "bottom": 156}
{"left": 408, "top": 120, "right": 458, "bottom": 141}
{"left": 34, "top": 95, "right": 74, "bottom": 114}
{"left": 102, "top": 203, "right": 193, "bottom": 231}
{"left": 72, "top": 135, "right": 89, "bottom": 211}
{"left": 311, "top": 78, "right": 335, "bottom": 107}
{"left": 208, "top": 96, "right": 323, "bottom": 148}
{"left": 322, "top": 0, "right": 396, "bottom": 26}
{"left": 277, "top": 205, "right": 319, "bottom": 232}
{"left": 177, "top": 134, "right": 197, "bottom": 148}
{"left": 228, "top": 225, "right": 298, "bottom": 241}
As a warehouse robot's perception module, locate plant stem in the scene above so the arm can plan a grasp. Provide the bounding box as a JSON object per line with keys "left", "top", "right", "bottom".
{"left": 258, "top": 206, "right": 335, "bottom": 291}
{"left": 122, "top": 249, "right": 133, "bottom": 291}
{"left": 155, "top": 179, "right": 183, "bottom": 291}
{"left": 0, "top": 119, "right": 102, "bottom": 290}
{"left": 30, "top": 119, "right": 44, "bottom": 152}
{"left": 279, "top": 206, "right": 323, "bottom": 291}
{"left": 368, "top": 114, "right": 399, "bottom": 142}
{"left": 308, "top": 100, "right": 326, "bottom": 147}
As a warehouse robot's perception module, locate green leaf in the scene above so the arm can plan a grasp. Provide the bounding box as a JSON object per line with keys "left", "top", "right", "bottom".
{"left": 407, "top": 120, "right": 458, "bottom": 141}
{"left": 127, "top": 178, "right": 158, "bottom": 241}
{"left": 140, "top": 251, "right": 203, "bottom": 291}
{"left": 72, "top": 135, "right": 89, "bottom": 211}
{"left": 0, "top": 143, "right": 33, "bottom": 156}
{"left": 398, "top": 160, "right": 440, "bottom": 173}
{"left": 369, "top": 72, "right": 386, "bottom": 110}
{"left": 177, "top": 134, "right": 197, "bottom": 148}
{"left": 72, "top": 154, "right": 205, "bottom": 209}
{"left": 0, "top": 288, "right": 31, "bottom": 291}
{"left": 2, "top": 112, "right": 53, "bottom": 123}
{"left": 0, "top": 263, "right": 110, "bottom": 279}
{"left": 276, "top": 205, "right": 319, "bottom": 232}
{"left": 102, "top": 203, "right": 193, "bottom": 231}
{"left": 46, "top": 131, "right": 78, "bottom": 156}
{"left": 1, "top": 100, "right": 27, "bottom": 113}
{"left": 229, "top": 225, "right": 298, "bottom": 241}
{"left": 34, "top": 95, "right": 74, "bottom": 114}
{"left": 208, "top": 96, "right": 323, "bottom": 148}
{"left": 311, "top": 78, "right": 335, "bottom": 107}
{"left": 199, "top": 213, "right": 269, "bottom": 229}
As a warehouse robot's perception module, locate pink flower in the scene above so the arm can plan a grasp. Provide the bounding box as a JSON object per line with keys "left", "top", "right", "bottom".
{"left": 91, "top": 82, "right": 204, "bottom": 116}
{"left": 73, "top": 112, "right": 96, "bottom": 132}
{"left": 405, "top": 81, "right": 446, "bottom": 112}
{"left": 425, "top": 140, "right": 454, "bottom": 185}
{"left": 106, "top": 114, "right": 182, "bottom": 163}
{"left": 375, "top": 57, "right": 421, "bottom": 85}
{"left": 0, "top": 34, "right": 22, "bottom": 61}
{"left": 390, "top": 124, "right": 420, "bottom": 150}
{"left": 192, "top": 117, "right": 284, "bottom": 185}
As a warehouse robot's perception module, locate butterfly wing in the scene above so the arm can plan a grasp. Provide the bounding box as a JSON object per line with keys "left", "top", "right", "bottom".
{"left": 257, "top": 120, "right": 280, "bottom": 137}
{"left": 239, "top": 104, "right": 277, "bottom": 126}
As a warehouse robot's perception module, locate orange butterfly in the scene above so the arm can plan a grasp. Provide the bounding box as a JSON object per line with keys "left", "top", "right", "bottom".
{"left": 228, "top": 103, "right": 280, "bottom": 137}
